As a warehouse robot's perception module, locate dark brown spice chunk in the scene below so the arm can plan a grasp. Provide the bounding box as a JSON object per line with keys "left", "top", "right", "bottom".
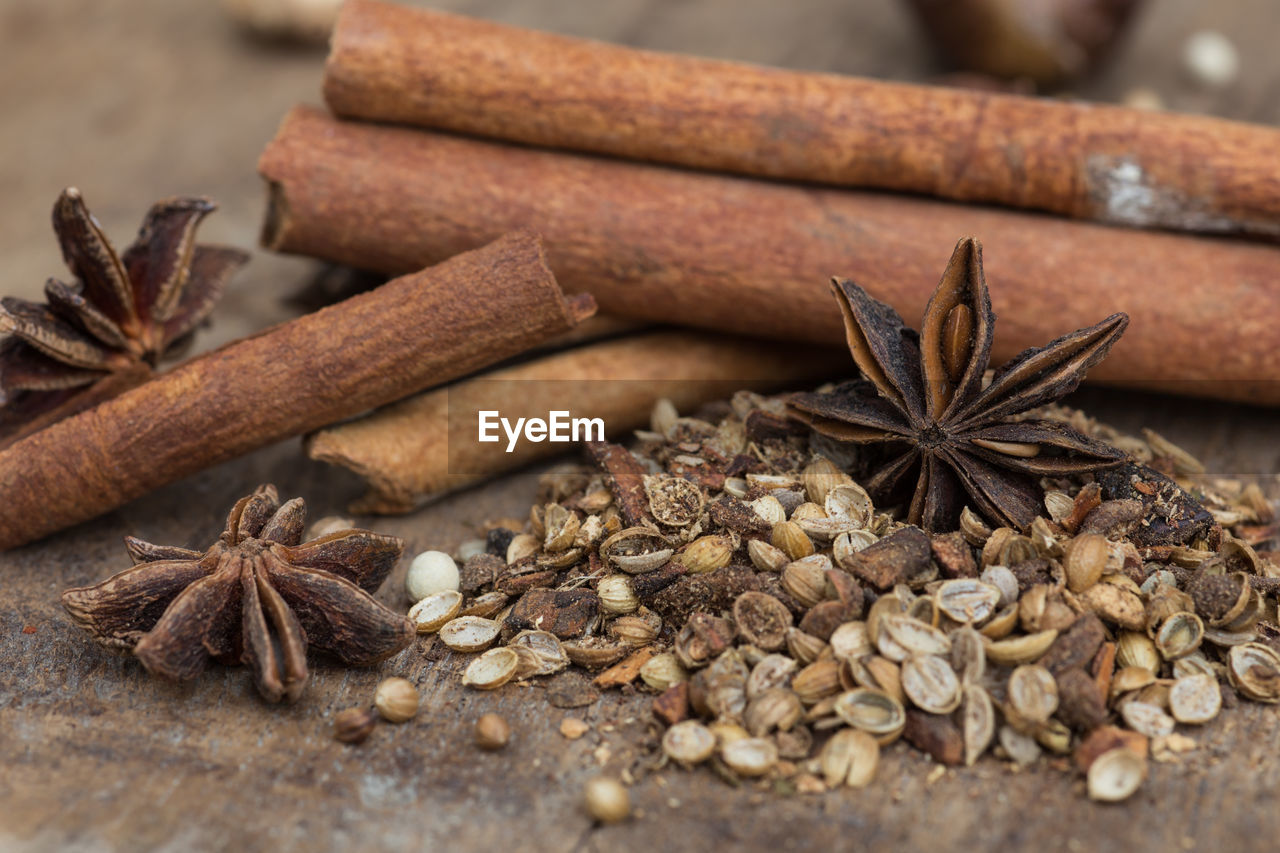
{"left": 1098, "top": 462, "right": 1219, "bottom": 547}
{"left": 61, "top": 484, "right": 411, "bottom": 703}
{"left": 1054, "top": 667, "right": 1108, "bottom": 732}
{"left": 586, "top": 441, "right": 653, "bottom": 526}
{"left": 652, "top": 682, "right": 690, "bottom": 726}
{"left": 505, "top": 588, "right": 599, "bottom": 638}
{"left": 931, "top": 531, "right": 978, "bottom": 578}
{"left": 1038, "top": 613, "right": 1107, "bottom": 674}
{"left": 842, "top": 527, "right": 933, "bottom": 590}
{"left": 902, "top": 710, "right": 964, "bottom": 765}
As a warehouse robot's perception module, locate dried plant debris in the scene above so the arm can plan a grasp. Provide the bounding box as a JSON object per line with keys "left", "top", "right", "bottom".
{"left": 62, "top": 484, "right": 413, "bottom": 703}
{"left": 412, "top": 386, "right": 1280, "bottom": 802}
{"left": 0, "top": 188, "right": 246, "bottom": 447}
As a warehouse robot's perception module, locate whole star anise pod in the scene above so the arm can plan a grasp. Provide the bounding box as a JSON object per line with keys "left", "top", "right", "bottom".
{"left": 0, "top": 188, "right": 247, "bottom": 448}
{"left": 789, "top": 237, "right": 1129, "bottom": 532}
{"left": 61, "top": 485, "right": 414, "bottom": 703}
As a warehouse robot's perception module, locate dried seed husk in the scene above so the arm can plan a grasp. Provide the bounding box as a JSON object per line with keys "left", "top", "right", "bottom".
{"left": 463, "top": 647, "right": 520, "bottom": 689}
{"left": 980, "top": 565, "right": 1019, "bottom": 607}
{"left": 785, "top": 628, "right": 828, "bottom": 664}
{"left": 935, "top": 578, "right": 1002, "bottom": 624}
{"left": 782, "top": 559, "right": 829, "bottom": 608}
{"left": 790, "top": 501, "right": 827, "bottom": 524}
{"left": 950, "top": 625, "right": 986, "bottom": 685}
{"left": 824, "top": 483, "right": 874, "bottom": 529}
{"left": 1033, "top": 718, "right": 1073, "bottom": 754}
{"left": 983, "top": 629, "right": 1058, "bottom": 666}
{"left": 1029, "top": 517, "right": 1063, "bottom": 559}
{"left": 802, "top": 456, "right": 852, "bottom": 506}
{"left": 881, "top": 613, "right": 951, "bottom": 658}
{"left": 829, "top": 621, "right": 873, "bottom": 662}
{"left": 543, "top": 503, "right": 581, "bottom": 553}
{"left": 562, "top": 637, "right": 629, "bottom": 670}
{"left": 640, "top": 652, "right": 689, "bottom": 691}
{"left": 1169, "top": 673, "right": 1222, "bottom": 724}
{"left": 507, "top": 629, "right": 569, "bottom": 677}
{"left": 820, "top": 728, "right": 879, "bottom": 788}
{"left": 1087, "top": 748, "right": 1147, "bottom": 802}
{"left": 744, "top": 687, "right": 803, "bottom": 736}
{"left": 1007, "top": 665, "right": 1059, "bottom": 725}
{"left": 575, "top": 514, "right": 605, "bottom": 548}
{"left": 979, "top": 603, "right": 1019, "bottom": 639}
{"left": 647, "top": 475, "right": 705, "bottom": 527}
{"left": 1172, "top": 652, "right": 1216, "bottom": 680}
{"left": 408, "top": 589, "right": 463, "bottom": 633}
{"left": 506, "top": 533, "right": 540, "bottom": 564}
{"left": 597, "top": 574, "right": 640, "bottom": 614}
{"left": 832, "top": 530, "right": 879, "bottom": 567}
{"left": 960, "top": 507, "right": 993, "bottom": 547}
{"left": 833, "top": 688, "right": 907, "bottom": 743}
{"left": 750, "top": 495, "right": 787, "bottom": 526}
{"left": 721, "top": 737, "right": 778, "bottom": 777}
{"left": 748, "top": 539, "right": 789, "bottom": 572}
{"left": 865, "top": 592, "right": 906, "bottom": 645}
{"left": 662, "top": 720, "right": 717, "bottom": 765}
{"left": 999, "top": 724, "right": 1041, "bottom": 767}
{"left": 772, "top": 521, "right": 815, "bottom": 561}
{"left": 1119, "top": 701, "right": 1175, "bottom": 738}
{"left": 1074, "top": 725, "right": 1149, "bottom": 774}
{"left": 1115, "top": 631, "right": 1161, "bottom": 672}
{"left": 962, "top": 683, "right": 995, "bottom": 766}
{"left": 458, "top": 590, "right": 509, "bottom": 619}
{"left": 1109, "top": 666, "right": 1157, "bottom": 700}
{"left": 1064, "top": 533, "right": 1108, "bottom": 593}
{"left": 439, "top": 616, "right": 501, "bottom": 652}
{"left": 849, "top": 655, "right": 905, "bottom": 705}
{"left": 1227, "top": 643, "right": 1280, "bottom": 702}
{"left": 610, "top": 612, "right": 661, "bottom": 648}
{"left": 676, "top": 534, "right": 734, "bottom": 575}
{"left": 747, "top": 653, "right": 798, "bottom": 699}
{"left": 1155, "top": 611, "right": 1204, "bottom": 660}
{"left": 600, "top": 527, "right": 674, "bottom": 574}
{"left": 1222, "top": 588, "right": 1265, "bottom": 634}
{"left": 675, "top": 612, "right": 735, "bottom": 669}
{"left": 1144, "top": 583, "right": 1196, "bottom": 634}
{"left": 792, "top": 658, "right": 841, "bottom": 705}
{"left": 1044, "top": 491, "right": 1075, "bottom": 525}
{"left": 708, "top": 720, "right": 751, "bottom": 748}
{"left": 1203, "top": 626, "right": 1259, "bottom": 647}
{"left": 729, "top": 591, "right": 790, "bottom": 651}
{"left": 1078, "top": 579, "right": 1146, "bottom": 631}
{"left": 901, "top": 654, "right": 961, "bottom": 714}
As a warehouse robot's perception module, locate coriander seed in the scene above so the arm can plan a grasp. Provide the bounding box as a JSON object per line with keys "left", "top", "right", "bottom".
{"left": 475, "top": 713, "right": 511, "bottom": 750}
{"left": 374, "top": 676, "right": 419, "bottom": 723}
{"left": 333, "top": 707, "right": 377, "bottom": 744}
{"left": 584, "top": 776, "right": 630, "bottom": 824}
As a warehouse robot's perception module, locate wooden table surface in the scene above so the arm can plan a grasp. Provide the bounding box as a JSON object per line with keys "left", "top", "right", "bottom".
{"left": 3, "top": 1, "right": 1280, "bottom": 850}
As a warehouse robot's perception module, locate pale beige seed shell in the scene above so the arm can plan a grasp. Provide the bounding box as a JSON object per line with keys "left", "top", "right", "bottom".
{"left": 999, "top": 725, "right": 1042, "bottom": 767}
{"left": 881, "top": 613, "right": 951, "bottom": 657}
{"left": 639, "top": 653, "right": 689, "bottom": 691}
{"left": 1169, "top": 674, "right": 1222, "bottom": 724}
{"left": 408, "top": 590, "right": 463, "bottom": 633}
{"left": 833, "top": 688, "right": 907, "bottom": 737}
{"left": 824, "top": 483, "right": 874, "bottom": 528}
{"left": 830, "top": 621, "right": 873, "bottom": 662}
{"left": 597, "top": 575, "right": 640, "bottom": 615}
{"left": 792, "top": 658, "right": 841, "bottom": 705}
{"left": 543, "top": 504, "right": 581, "bottom": 553}
{"left": 936, "top": 579, "right": 1002, "bottom": 624}
{"left": 1119, "top": 701, "right": 1175, "bottom": 738}
{"left": 600, "top": 527, "right": 674, "bottom": 574}
{"left": 1007, "top": 665, "right": 1059, "bottom": 725}
{"left": 662, "top": 720, "right": 717, "bottom": 765}
{"left": 1064, "top": 533, "right": 1108, "bottom": 593}
{"left": 979, "top": 604, "right": 1019, "bottom": 639}
{"left": 1079, "top": 582, "right": 1146, "bottom": 631}
{"left": 506, "top": 533, "right": 540, "bottom": 565}
{"left": 439, "top": 616, "right": 501, "bottom": 652}
{"left": 744, "top": 688, "right": 803, "bottom": 736}
{"left": 980, "top": 566, "right": 1019, "bottom": 607}
{"left": 747, "top": 654, "right": 798, "bottom": 699}
{"left": 1155, "top": 611, "right": 1204, "bottom": 660}
{"left": 1116, "top": 631, "right": 1162, "bottom": 671}
{"left": 832, "top": 530, "right": 878, "bottom": 567}
{"left": 901, "top": 655, "right": 961, "bottom": 714}
{"left": 1228, "top": 643, "right": 1280, "bottom": 702}
{"left": 561, "top": 638, "right": 628, "bottom": 669}
{"left": 802, "top": 456, "right": 851, "bottom": 505}
{"left": 772, "top": 521, "right": 815, "bottom": 561}
{"left": 750, "top": 495, "right": 787, "bottom": 526}
{"left": 374, "top": 677, "right": 419, "bottom": 723}
{"left": 819, "top": 728, "right": 879, "bottom": 788}
{"left": 507, "top": 630, "right": 568, "bottom": 677}
{"left": 748, "top": 539, "right": 789, "bottom": 572}
{"left": 1087, "top": 749, "right": 1147, "bottom": 802}
{"left": 1172, "top": 652, "right": 1216, "bottom": 681}
{"left": 1109, "top": 666, "right": 1157, "bottom": 700}
{"left": 962, "top": 684, "right": 995, "bottom": 766}
{"left": 983, "top": 629, "right": 1058, "bottom": 666}
{"left": 721, "top": 737, "right": 779, "bottom": 777}
{"left": 679, "top": 535, "right": 733, "bottom": 574}
{"left": 462, "top": 647, "right": 520, "bottom": 690}
{"left": 950, "top": 625, "right": 987, "bottom": 686}
{"left": 782, "top": 560, "right": 828, "bottom": 608}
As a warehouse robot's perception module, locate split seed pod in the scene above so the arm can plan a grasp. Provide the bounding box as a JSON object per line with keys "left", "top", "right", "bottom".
{"left": 677, "top": 535, "right": 734, "bottom": 574}
{"left": 597, "top": 574, "right": 640, "bottom": 615}
{"left": 507, "top": 630, "right": 569, "bottom": 677}
{"left": 1064, "top": 533, "right": 1108, "bottom": 593}
{"left": 962, "top": 683, "right": 995, "bottom": 766}
{"left": 439, "top": 616, "right": 501, "bottom": 652}
{"left": 600, "top": 527, "right": 674, "bottom": 574}
{"left": 1228, "top": 643, "right": 1280, "bottom": 702}
{"left": 983, "top": 629, "right": 1058, "bottom": 666}
{"left": 462, "top": 647, "right": 520, "bottom": 690}
{"left": 820, "top": 728, "right": 879, "bottom": 788}
{"left": 1087, "top": 749, "right": 1147, "bottom": 802}
{"left": 748, "top": 539, "right": 789, "bottom": 572}
{"left": 1155, "top": 612, "right": 1204, "bottom": 660}
{"left": 935, "top": 579, "right": 1002, "bottom": 624}
{"left": 1169, "top": 673, "right": 1222, "bottom": 724}
{"left": 1007, "top": 665, "right": 1059, "bottom": 725}
{"left": 408, "top": 590, "right": 463, "bottom": 633}
{"left": 901, "top": 655, "right": 961, "bottom": 714}
{"left": 833, "top": 688, "right": 907, "bottom": 742}
{"left": 772, "top": 521, "right": 815, "bottom": 561}
{"left": 721, "top": 737, "right": 779, "bottom": 777}
{"left": 662, "top": 720, "right": 717, "bottom": 765}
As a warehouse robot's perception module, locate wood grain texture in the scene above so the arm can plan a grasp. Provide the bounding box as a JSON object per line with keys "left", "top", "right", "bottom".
{"left": 260, "top": 106, "right": 1280, "bottom": 407}
{"left": 324, "top": 0, "right": 1280, "bottom": 238}
{"left": 0, "top": 233, "right": 594, "bottom": 550}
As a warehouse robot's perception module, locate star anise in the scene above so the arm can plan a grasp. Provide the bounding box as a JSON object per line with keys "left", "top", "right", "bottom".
{"left": 0, "top": 188, "right": 247, "bottom": 448}
{"left": 789, "top": 237, "right": 1129, "bottom": 532}
{"left": 61, "top": 485, "right": 414, "bottom": 703}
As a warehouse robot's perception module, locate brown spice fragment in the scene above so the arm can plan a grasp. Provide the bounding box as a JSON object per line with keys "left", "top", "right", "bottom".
{"left": 652, "top": 682, "right": 690, "bottom": 726}
{"left": 1097, "top": 463, "right": 1219, "bottom": 548}
{"left": 630, "top": 564, "right": 686, "bottom": 601}
{"left": 1186, "top": 572, "right": 1244, "bottom": 623}
{"left": 506, "top": 588, "right": 599, "bottom": 638}
{"left": 1078, "top": 499, "right": 1144, "bottom": 538}
{"left": 1063, "top": 483, "right": 1102, "bottom": 534}
{"left": 824, "top": 568, "right": 865, "bottom": 615}
{"left": 1055, "top": 667, "right": 1108, "bottom": 732}
{"left": 1075, "top": 725, "right": 1148, "bottom": 773}
{"left": 675, "top": 612, "right": 736, "bottom": 668}
{"left": 708, "top": 495, "right": 771, "bottom": 535}
{"left": 586, "top": 441, "right": 653, "bottom": 527}
{"left": 460, "top": 554, "right": 504, "bottom": 592}
{"left": 842, "top": 527, "right": 933, "bottom": 590}
{"left": 902, "top": 710, "right": 964, "bottom": 766}
{"left": 496, "top": 568, "right": 560, "bottom": 597}
{"left": 1010, "top": 558, "right": 1056, "bottom": 592}
{"left": 931, "top": 532, "right": 977, "bottom": 578}
{"left": 593, "top": 647, "right": 657, "bottom": 688}
{"left": 744, "top": 410, "right": 806, "bottom": 444}
{"left": 1038, "top": 613, "right": 1107, "bottom": 675}
{"left": 733, "top": 592, "right": 793, "bottom": 651}
{"left": 1091, "top": 641, "right": 1118, "bottom": 700}
{"left": 648, "top": 566, "right": 761, "bottom": 622}
{"left": 798, "top": 601, "right": 855, "bottom": 642}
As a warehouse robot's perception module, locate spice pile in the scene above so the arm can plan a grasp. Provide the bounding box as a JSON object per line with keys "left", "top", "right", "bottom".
{"left": 406, "top": 392, "right": 1279, "bottom": 802}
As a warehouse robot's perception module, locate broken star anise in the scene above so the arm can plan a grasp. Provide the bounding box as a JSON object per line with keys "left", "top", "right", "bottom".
{"left": 789, "top": 237, "right": 1129, "bottom": 532}
{"left": 61, "top": 485, "right": 414, "bottom": 704}
{"left": 0, "top": 188, "right": 247, "bottom": 448}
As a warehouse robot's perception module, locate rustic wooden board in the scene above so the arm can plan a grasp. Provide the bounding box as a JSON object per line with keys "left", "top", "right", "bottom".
{"left": 3, "top": 0, "right": 1280, "bottom": 850}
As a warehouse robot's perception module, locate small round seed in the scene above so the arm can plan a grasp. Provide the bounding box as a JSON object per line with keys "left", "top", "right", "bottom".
{"left": 1169, "top": 674, "right": 1222, "bottom": 724}
{"left": 474, "top": 713, "right": 511, "bottom": 750}
{"left": 405, "top": 550, "right": 460, "bottom": 602}
{"left": 584, "top": 776, "right": 631, "bottom": 824}
{"left": 721, "top": 736, "right": 779, "bottom": 777}
{"left": 333, "top": 707, "right": 376, "bottom": 744}
{"left": 1087, "top": 748, "right": 1147, "bottom": 802}
{"left": 373, "top": 677, "right": 419, "bottom": 723}
{"left": 662, "top": 720, "right": 717, "bottom": 765}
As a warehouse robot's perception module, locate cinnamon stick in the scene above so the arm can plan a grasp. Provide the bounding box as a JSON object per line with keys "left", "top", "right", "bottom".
{"left": 324, "top": 0, "right": 1280, "bottom": 239}
{"left": 0, "top": 232, "right": 595, "bottom": 550}
{"left": 305, "top": 330, "right": 842, "bottom": 514}
{"left": 259, "top": 106, "right": 1280, "bottom": 406}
